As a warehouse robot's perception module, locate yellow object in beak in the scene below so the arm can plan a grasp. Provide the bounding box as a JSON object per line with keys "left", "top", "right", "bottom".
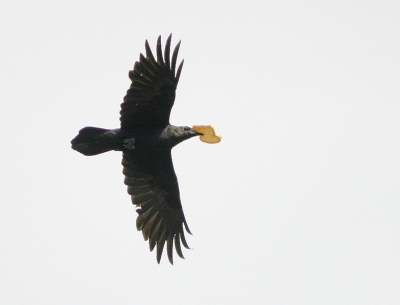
{"left": 193, "top": 125, "right": 222, "bottom": 144}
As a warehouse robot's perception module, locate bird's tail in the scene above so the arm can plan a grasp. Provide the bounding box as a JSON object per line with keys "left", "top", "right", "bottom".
{"left": 71, "top": 127, "right": 119, "bottom": 156}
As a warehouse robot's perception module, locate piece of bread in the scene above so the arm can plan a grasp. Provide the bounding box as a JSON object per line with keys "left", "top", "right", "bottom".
{"left": 193, "top": 125, "right": 222, "bottom": 144}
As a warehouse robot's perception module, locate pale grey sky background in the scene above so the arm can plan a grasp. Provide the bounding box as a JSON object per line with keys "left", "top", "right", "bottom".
{"left": 1, "top": 1, "right": 399, "bottom": 304}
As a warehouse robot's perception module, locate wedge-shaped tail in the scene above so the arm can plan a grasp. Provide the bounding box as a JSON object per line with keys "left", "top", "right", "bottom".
{"left": 71, "top": 127, "right": 122, "bottom": 156}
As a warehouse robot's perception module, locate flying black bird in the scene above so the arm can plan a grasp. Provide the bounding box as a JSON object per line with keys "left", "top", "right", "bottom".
{"left": 71, "top": 34, "right": 220, "bottom": 264}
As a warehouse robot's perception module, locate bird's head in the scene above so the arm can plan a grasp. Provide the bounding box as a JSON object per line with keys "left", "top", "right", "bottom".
{"left": 162, "top": 125, "right": 202, "bottom": 147}
{"left": 163, "top": 125, "right": 221, "bottom": 147}
{"left": 181, "top": 126, "right": 204, "bottom": 137}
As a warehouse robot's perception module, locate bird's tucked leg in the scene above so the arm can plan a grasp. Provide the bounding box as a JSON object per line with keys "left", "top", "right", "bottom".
{"left": 123, "top": 138, "right": 136, "bottom": 150}
{"left": 135, "top": 206, "right": 143, "bottom": 215}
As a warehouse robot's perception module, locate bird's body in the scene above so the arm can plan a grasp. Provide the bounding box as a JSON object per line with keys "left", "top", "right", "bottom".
{"left": 72, "top": 125, "right": 198, "bottom": 156}
{"left": 71, "top": 35, "right": 214, "bottom": 264}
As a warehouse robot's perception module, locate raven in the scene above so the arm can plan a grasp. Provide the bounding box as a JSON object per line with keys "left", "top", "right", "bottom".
{"left": 71, "top": 35, "right": 220, "bottom": 264}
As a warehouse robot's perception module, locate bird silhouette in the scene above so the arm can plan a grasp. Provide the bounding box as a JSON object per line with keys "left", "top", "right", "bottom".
{"left": 71, "top": 34, "right": 220, "bottom": 264}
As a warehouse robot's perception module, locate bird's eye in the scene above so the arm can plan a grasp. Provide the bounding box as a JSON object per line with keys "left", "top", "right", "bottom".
{"left": 184, "top": 126, "right": 191, "bottom": 131}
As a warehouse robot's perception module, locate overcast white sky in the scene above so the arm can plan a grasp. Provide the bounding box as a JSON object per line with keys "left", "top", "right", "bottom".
{"left": 1, "top": 1, "right": 399, "bottom": 304}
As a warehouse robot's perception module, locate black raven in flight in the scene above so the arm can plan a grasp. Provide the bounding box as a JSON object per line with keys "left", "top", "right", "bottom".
{"left": 71, "top": 35, "right": 220, "bottom": 264}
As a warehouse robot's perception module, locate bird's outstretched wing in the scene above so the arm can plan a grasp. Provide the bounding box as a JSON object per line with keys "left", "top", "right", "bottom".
{"left": 122, "top": 149, "right": 191, "bottom": 264}
{"left": 120, "top": 34, "right": 184, "bottom": 129}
